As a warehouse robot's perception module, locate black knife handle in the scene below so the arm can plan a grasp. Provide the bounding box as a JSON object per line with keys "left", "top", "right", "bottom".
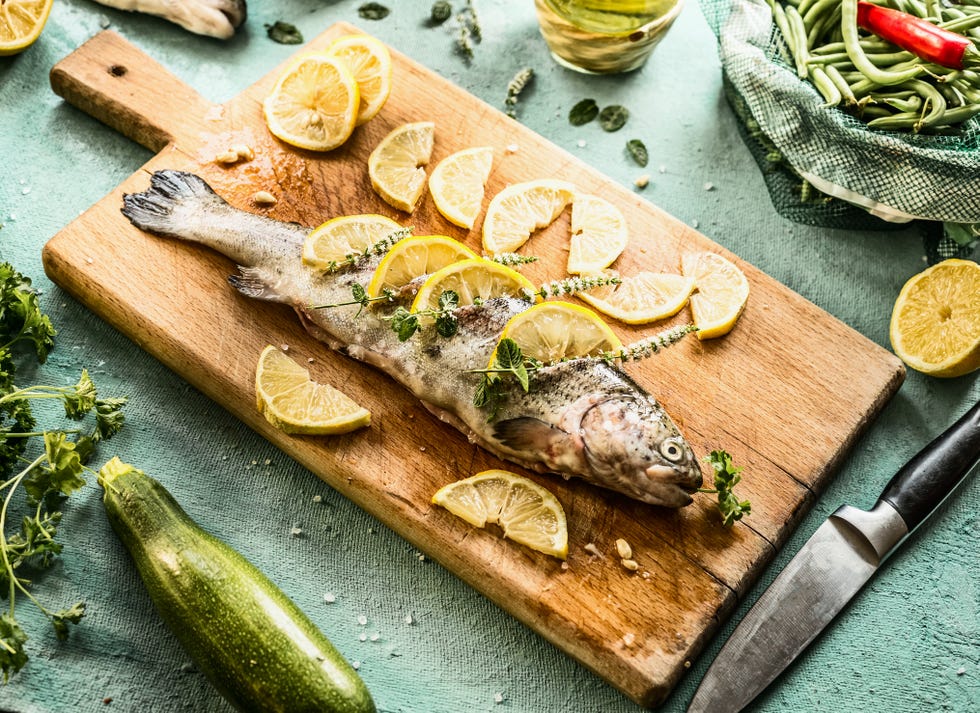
{"left": 879, "top": 400, "right": 980, "bottom": 532}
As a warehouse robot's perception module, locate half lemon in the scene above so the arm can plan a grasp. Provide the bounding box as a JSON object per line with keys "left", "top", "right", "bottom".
{"left": 681, "top": 252, "right": 750, "bottom": 339}
{"left": 365, "top": 234, "right": 477, "bottom": 298}
{"left": 302, "top": 214, "right": 404, "bottom": 271}
{"left": 889, "top": 258, "right": 980, "bottom": 377}
{"left": 325, "top": 33, "right": 393, "bottom": 126}
{"left": 432, "top": 469, "right": 568, "bottom": 559}
{"left": 482, "top": 179, "right": 576, "bottom": 256}
{"left": 429, "top": 146, "right": 494, "bottom": 230}
{"left": 263, "top": 54, "right": 360, "bottom": 152}
{"left": 0, "top": 0, "right": 53, "bottom": 56}
{"left": 578, "top": 271, "right": 695, "bottom": 325}
{"left": 410, "top": 258, "right": 537, "bottom": 312}
{"left": 493, "top": 301, "right": 621, "bottom": 365}
{"left": 255, "top": 345, "right": 370, "bottom": 434}
{"left": 368, "top": 121, "right": 435, "bottom": 213}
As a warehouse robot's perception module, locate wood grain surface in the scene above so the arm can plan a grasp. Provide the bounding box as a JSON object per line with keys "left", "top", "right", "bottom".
{"left": 42, "top": 26, "right": 904, "bottom": 707}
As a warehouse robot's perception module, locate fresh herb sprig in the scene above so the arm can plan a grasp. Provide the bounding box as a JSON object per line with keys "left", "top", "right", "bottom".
{"left": 489, "top": 252, "right": 539, "bottom": 267}
{"left": 505, "top": 67, "right": 534, "bottom": 118}
{"left": 0, "top": 263, "right": 126, "bottom": 682}
{"left": 320, "top": 227, "right": 413, "bottom": 274}
{"left": 472, "top": 324, "right": 696, "bottom": 418}
{"left": 698, "top": 450, "right": 752, "bottom": 526}
{"left": 386, "top": 290, "right": 460, "bottom": 341}
{"left": 525, "top": 274, "right": 621, "bottom": 300}
{"left": 310, "top": 284, "right": 397, "bottom": 316}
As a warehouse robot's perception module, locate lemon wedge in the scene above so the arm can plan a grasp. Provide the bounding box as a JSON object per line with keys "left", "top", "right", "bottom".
{"left": 681, "top": 252, "right": 750, "bottom": 339}
{"left": 255, "top": 345, "right": 370, "bottom": 434}
{"left": 492, "top": 301, "right": 621, "bottom": 365}
{"left": 325, "top": 33, "right": 393, "bottom": 126}
{"left": 567, "top": 194, "right": 629, "bottom": 275}
{"left": 432, "top": 470, "right": 568, "bottom": 559}
{"left": 368, "top": 121, "right": 435, "bottom": 213}
{"left": 578, "top": 271, "right": 695, "bottom": 325}
{"left": 302, "top": 214, "right": 404, "bottom": 271}
{"left": 428, "top": 146, "right": 495, "bottom": 230}
{"left": 365, "top": 234, "right": 478, "bottom": 298}
{"left": 889, "top": 258, "right": 980, "bottom": 378}
{"left": 0, "top": 0, "right": 53, "bottom": 56}
{"left": 410, "top": 258, "right": 537, "bottom": 312}
{"left": 482, "top": 179, "right": 576, "bottom": 256}
{"left": 263, "top": 55, "right": 360, "bottom": 152}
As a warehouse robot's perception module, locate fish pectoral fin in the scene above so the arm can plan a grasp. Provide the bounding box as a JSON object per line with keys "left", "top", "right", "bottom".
{"left": 227, "top": 266, "right": 286, "bottom": 302}
{"left": 493, "top": 417, "right": 581, "bottom": 470}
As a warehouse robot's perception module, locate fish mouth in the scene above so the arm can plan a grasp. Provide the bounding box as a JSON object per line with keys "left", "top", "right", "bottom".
{"left": 644, "top": 463, "right": 702, "bottom": 507}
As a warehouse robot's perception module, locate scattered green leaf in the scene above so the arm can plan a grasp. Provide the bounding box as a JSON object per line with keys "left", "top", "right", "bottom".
{"left": 569, "top": 98, "right": 599, "bottom": 126}
{"left": 264, "top": 21, "right": 303, "bottom": 45}
{"left": 430, "top": 0, "right": 452, "bottom": 24}
{"left": 599, "top": 105, "right": 629, "bottom": 132}
{"left": 359, "top": 2, "right": 391, "bottom": 20}
{"left": 626, "top": 139, "right": 649, "bottom": 167}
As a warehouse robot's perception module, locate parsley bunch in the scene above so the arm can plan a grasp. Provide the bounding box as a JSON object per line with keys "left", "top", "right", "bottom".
{"left": 699, "top": 450, "right": 752, "bottom": 527}
{"left": 0, "top": 263, "right": 126, "bottom": 682}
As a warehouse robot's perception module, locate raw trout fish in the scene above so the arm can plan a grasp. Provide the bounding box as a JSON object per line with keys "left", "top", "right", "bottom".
{"left": 92, "top": 0, "right": 246, "bottom": 39}
{"left": 121, "top": 170, "right": 703, "bottom": 507}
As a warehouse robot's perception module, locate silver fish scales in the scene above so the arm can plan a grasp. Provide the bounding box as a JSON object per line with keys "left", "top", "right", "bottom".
{"left": 121, "top": 170, "right": 702, "bottom": 507}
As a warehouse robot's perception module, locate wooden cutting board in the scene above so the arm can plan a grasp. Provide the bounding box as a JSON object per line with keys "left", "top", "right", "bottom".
{"left": 42, "top": 26, "right": 904, "bottom": 708}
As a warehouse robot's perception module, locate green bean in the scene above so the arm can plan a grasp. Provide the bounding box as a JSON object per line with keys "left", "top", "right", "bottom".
{"left": 796, "top": 0, "right": 822, "bottom": 18}
{"left": 825, "top": 64, "right": 859, "bottom": 103}
{"left": 785, "top": 5, "right": 812, "bottom": 73}
{"left": 867, "top": 110, "right": 923, "bottom": 129}
{"left": 773, "top": 2, "right": 811, "bottom": 78}
{"left": 938, "top": 13, "right": 980, "bottom": 31}
{"left": 882, "top": 94, "right": 924, "bottom": 111}
{"left": 801, "top": 0, "right": 838, "bottom": 26}
{"left": 808, "top": 6, "right": 841, "bottom": 47}
{"left": 809, "top": 65, "right": 844, "bottom": 105}
{"left": 842, "top": 0, "right": 923, "bottom": 84}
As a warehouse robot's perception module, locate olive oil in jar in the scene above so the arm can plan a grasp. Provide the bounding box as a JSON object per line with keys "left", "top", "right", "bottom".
{"left": 534, "top": 0, "right": 684, "bottom": 73}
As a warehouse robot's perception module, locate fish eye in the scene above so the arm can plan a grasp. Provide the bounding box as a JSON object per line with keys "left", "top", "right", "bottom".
{"left": 660, "top": 438, "right": 685, "bottom": 462}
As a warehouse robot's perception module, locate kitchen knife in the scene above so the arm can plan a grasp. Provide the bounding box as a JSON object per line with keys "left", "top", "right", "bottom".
{"left": 687, "top": 399, "right": 980, "bottom": 713}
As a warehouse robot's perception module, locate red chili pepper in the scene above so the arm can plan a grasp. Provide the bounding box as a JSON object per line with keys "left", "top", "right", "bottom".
{"left": 856, "top": 0, "right": 980, "bottom": 70}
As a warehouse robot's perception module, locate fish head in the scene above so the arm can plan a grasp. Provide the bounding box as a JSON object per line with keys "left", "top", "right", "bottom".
{"left": 571, "top": 393, "right": 702, "bottom": 507}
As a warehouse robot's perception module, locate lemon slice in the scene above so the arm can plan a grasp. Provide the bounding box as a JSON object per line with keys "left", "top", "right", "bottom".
{"left": 493, "top": 301, "right": 622, "bottom": 365}
{"left": 365, "top": 234, "right": 478, "bottom": 298}
{"left": 432, "top": 470, "right": 568, "bottom": 559}
{"left": 889, "top": 258, "right": 980, "bottom": 378}
{"left": 410, "top": 258, "right": 537, "bottom": 312}
{"left": 681, "top": 252, "right": 750, "bottom": 339}
{"left": 263, "top": 55, "right": 360, "bottom": 152}
{"left": 428, "top": 146, "right": 494, "bottom": 230}
{"left": 567, "top": 194, "right": 629, "bottom": 275}
{"left": 482, "top": 179, "right": 576, "bottom": 256}
{"left": 578, "top": 271, "right": 696, "bottom": 325}
{"left": 255, "top": 345, "right": 370, "bottom": 434}
{"left": 0, "top": 0, "right": 53, "bottom": 56}
{"left": 368, "top": 121, "right": 435, "bottom": 213}
{"left": 325, "top": 33, "right": 393, "bottom": 126}
{"left": 302, "top": 214, "right": 403, "bottom": 271}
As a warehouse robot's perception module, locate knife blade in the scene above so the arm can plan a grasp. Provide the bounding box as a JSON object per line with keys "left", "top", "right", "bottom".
{"left": 688, "top": 400, "right": 980, "bottom": 713}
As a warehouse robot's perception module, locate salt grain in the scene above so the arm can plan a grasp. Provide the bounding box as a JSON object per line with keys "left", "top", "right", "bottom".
{"left": 313, "top": 495, "right": 322, "bottom": 503}
{"left": 494, "top": 693, "right": 504, "bottom": 704}
{"left": 506, "top": 143, "right": 519, "bottom": 153}
{"left": 359, "top": 633, "right": 367, "bottom": 641}
{"left": 323, "top": 592, "right": 336, "bottom": 603}
{"left": 584, "top": 542, "right": 603, "bottom": 557}
{"left": 404, "top": 614, "right": 414, "bottom": 625}
{"left": 577, "top": 140, "right": 587, "bottom": 148}
{"left": 357, "top": 615, "right": 368, "bottom": 626}
{"left": 352, "top": 661, "right": 360, "bottom": 670}
{"left": 623, "top": 632, "right": 635, "bottom": 647}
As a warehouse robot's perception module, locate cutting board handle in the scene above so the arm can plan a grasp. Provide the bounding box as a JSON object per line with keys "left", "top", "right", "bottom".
{"left": 49, "top": 30, "right": 214, "bottom": 154}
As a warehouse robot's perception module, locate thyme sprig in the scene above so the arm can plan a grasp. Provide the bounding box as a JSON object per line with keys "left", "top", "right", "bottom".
{"left": 505, "top": 67, "right": 534, "bottom": 118}
{"left": 320, "top": 227, "right": 413, "bottom": 273}
{"left": 698, "top": 450, "right": 752, "bottom": 526}
{"left": 489, "top": 252, "right": 539, "bottom": 267}
{"left": 310, "top": 284, "right": 397, "bottom": 316}
{"left": 525, "top": 274, "right": 621, "bottom": 300}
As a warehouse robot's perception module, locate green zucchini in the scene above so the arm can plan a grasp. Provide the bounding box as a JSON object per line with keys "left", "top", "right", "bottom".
{"left": 98, "top": 457, "right": 376, "bottom": 713}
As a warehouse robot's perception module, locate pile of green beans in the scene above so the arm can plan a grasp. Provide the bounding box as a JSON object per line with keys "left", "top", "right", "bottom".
{"left": 766, "top": 0, "right": 980, "bottom": 131}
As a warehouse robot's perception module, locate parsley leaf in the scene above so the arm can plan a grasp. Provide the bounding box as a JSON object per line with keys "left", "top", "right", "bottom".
{"left": 0, "top": 613, "right": 29, "bottom": 683}
{"left": 698, "top": 450, "right": 752, "bottom": 526}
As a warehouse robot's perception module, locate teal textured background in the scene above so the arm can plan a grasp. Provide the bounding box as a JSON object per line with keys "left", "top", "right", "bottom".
{"left": 1, "top": 1, "right": 978, "bottom": 711}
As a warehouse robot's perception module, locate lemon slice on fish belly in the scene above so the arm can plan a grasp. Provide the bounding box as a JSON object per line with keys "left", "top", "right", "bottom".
{"left": 302, "top": 214, "right": 403, "bottom": 271}
{"left": 409, "top": 258, "right": 538, "bottom": 312}
{"left": 490, "top": 301, "right": 622, "bottom": 366}
{"left": 432, "top": 470, "right": 568, "bottom": 559}
{"left": 365, "top": 234, "right": 478, "bottom": 298}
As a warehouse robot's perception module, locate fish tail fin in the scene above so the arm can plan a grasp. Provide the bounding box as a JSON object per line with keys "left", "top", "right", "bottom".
{"left": 228, "top": 266, "right": 285, "bottom": 302}
{"left": 122, "top": 170, "right": 226, "bottom": 238}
